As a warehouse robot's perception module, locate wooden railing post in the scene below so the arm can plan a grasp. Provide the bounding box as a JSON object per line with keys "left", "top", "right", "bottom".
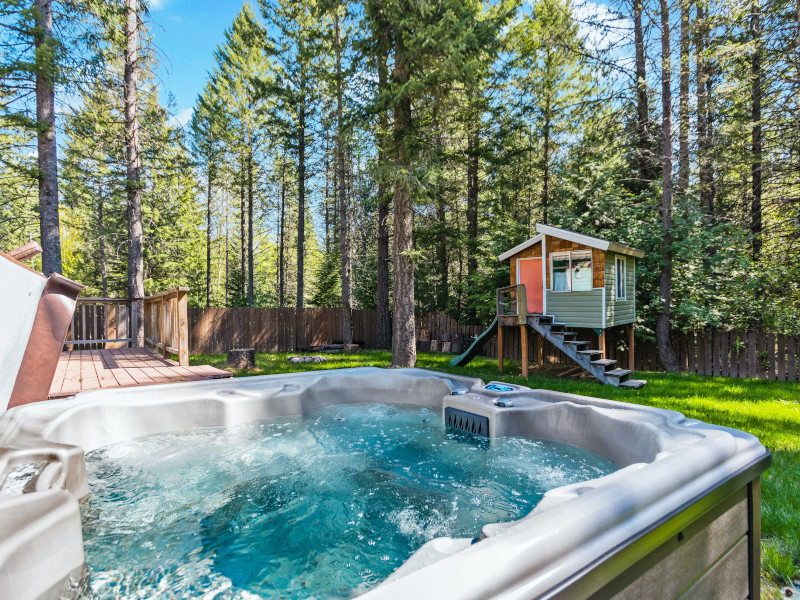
{"left": 129, "top": 299, "right": 138, "bottom": 348}
{"left": 177, "top": 288, "right": 188, "bottom": 366}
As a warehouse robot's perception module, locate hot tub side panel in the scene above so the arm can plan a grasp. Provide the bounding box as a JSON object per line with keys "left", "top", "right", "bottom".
{"left": 546, "top": 469, "right": 766, "bottom": 600}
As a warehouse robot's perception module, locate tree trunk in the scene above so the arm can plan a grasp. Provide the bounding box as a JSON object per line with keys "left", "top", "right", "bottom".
{"left": 225, "top": 199, "right": 230, "bottom": 304}
{"left": 695, "top": 0, "right": 713, "bottom": 216}
{"left": 634, "top": 0, "right": 652, "bottom": 186}
{"left": 206, "top": 169, "right": 212, "bottom": 307}
{"left": 657, "top": 0, "right": 680, "bottom": 372}
{"left": 677, "top": 0, "right": 690, "bottom": 197}
{"left": 324, "top": 130, "right": 331, "bottom": 251}
{"left": 124, "top": 0, "right": 144, "bottom": 346}
{"left": 376, "top": 32, "right": 391, "bottom": 350}
{"left": 98, "top": 189, "right": 108, "bottom": 297}
{"left": 247, "top": 136, "right": 254, "bottom": 307}
{"left": 750, "top": 0, "right": 763, "bottom": 259}
{"left": 335, "top": 14, "right": 352, "bottom": 345}
{"left": 34, "top": 0, "right": 62, "bottom": 276}
{"left": 436, "top": 197, "right": 448, "bottom": 312}
{"left": 240, "top": 155, "right": 246, "bottom": 303}
{"left": 541, "top": 94, "right": 551, "bottom": 224}
{"left": 297, "top": 97, "right": 306, "bottom": 308}
{"left": 391, "top": 32, "right": 416, "bottom": 368}
{"left": 279, "top": 151, "right": 286, "bottom": 307}
{"left": 466, "top": 124, "right": 479, "bottom": 322}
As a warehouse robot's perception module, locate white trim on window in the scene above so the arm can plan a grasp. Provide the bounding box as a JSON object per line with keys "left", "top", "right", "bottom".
{"left": 615, "top": 255, "right": 627, "bottom": 301}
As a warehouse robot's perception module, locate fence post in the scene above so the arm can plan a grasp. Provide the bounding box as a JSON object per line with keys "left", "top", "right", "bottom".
{"left": 177, "top": 288, "right": 189, "bottom": 366}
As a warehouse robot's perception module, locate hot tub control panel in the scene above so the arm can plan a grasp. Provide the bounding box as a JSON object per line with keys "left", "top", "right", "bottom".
{"left": 485, "top": 383, "right": 515, "bottom": 392}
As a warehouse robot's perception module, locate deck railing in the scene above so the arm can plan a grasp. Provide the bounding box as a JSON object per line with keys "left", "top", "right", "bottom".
{"left": 66, "top": 288, "right": 189, "bottom": 366}
{"left": 143, "top": 287, "right": 189, "bottom": 366}
{"left": 67, "top": 298, "right": 134, "bottom": 350}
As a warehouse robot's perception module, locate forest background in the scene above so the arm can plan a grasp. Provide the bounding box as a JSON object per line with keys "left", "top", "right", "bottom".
{"left": 1, "top": 0, "right": 799, "bottom": 370}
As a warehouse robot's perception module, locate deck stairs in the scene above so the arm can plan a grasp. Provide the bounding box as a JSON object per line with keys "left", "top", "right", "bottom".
{"left": 526, "top": 314, "right": 647, "bottom": 389}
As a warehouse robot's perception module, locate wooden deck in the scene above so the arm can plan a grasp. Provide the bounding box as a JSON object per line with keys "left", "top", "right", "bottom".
{"left": 49, "top": 347, "right": 231, "bottom": 399}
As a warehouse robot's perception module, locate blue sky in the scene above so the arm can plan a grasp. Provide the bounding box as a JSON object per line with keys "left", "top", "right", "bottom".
{"left": 149, "top": 0, "right": 246, "bottom": 127}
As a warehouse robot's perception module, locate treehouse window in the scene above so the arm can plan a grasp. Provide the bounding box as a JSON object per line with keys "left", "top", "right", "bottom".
{"left": 616, "top": 256, "right": 627, "bottom": 300}
{"left": 551, "top": 251, "right": 593, "bottom": 292}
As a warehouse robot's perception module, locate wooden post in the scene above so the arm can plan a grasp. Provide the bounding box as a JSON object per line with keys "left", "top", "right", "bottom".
{"left": 599, "top": 328, "right": 607, "bottom": 358}
{"left": 159, "top": 297, "right": 167, "bottom": 357}
{"left": 177, "top": 288, "right": 189, "bottom": 366}
{"left": 537, "top": 333, "right": 544, "bottom": 366}
{"left": 520, "top": 324, "right": 528, "bottom": 377}
{"left": 129, "top": 299, "right": 138, "bottom": 348}
{"left": 627, "top": 324, "right": 635, "bottom": 371}
{"left": 498, "top": 325, "right": 504, "bottom": 373}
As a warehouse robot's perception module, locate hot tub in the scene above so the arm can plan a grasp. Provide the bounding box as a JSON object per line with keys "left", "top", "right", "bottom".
{"left": 0, "top": 367, "right": 769, "bottom": 600}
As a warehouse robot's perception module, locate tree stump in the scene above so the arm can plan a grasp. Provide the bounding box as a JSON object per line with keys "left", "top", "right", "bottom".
{"left": 227, "top": 348, "right": 255, "bottom": 369}
{"left": 418, "top": 329, "right": 431, "bottom": 342}
{"left": 441, "top": 341, "right": 452, "bottom": 353}
{"left": 344, "top": 344, "right": 360, "bottom": 354}
{"left": 451, "top": 337, "right": 464, "bottom": 354}
{"left": 430, "top": 340, "right": 440, "bottom": 352}
{"left": 417, "top": 340, "right": 431, "bottom": 352}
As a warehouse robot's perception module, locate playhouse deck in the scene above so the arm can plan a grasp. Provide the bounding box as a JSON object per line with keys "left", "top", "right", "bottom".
{"left": 49, "top": 348, "right": 231, "bottom": 399}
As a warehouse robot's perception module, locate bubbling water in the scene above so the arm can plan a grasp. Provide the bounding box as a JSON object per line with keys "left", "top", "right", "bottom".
{"left": 81, "top": 402, "right": 618, "bottom": 599}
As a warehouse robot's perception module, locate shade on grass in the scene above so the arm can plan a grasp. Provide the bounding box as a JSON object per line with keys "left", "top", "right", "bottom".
{"left": 191, "top": 350, "right": 800, "bottom": 589}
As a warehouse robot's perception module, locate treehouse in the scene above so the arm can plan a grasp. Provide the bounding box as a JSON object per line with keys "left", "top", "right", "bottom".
{"left": 451, "top": 224, "right": 647, "bottom": 388}
{"left": 498, "top": 224, "right": 643, "bottom": 331}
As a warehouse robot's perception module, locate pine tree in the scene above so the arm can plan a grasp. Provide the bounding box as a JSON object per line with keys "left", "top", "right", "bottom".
{"left": 259, "top": 0, "right": 325, "bottom": 309}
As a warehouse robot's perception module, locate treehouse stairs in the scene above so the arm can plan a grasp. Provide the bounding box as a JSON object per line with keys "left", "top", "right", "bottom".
{"left": 525, "top": 314, "right": 647, "bottom": 389}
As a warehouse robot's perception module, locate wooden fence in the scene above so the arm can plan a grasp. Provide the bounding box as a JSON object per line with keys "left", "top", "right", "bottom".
{"left": 188, "top": 307, "right": 377, "bottom": 354}
{"left": 186, "top": 308, "right": 800, "bottom": 382}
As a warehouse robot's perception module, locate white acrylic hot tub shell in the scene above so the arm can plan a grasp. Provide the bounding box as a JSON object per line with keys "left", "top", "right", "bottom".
{"left": 0, "top": 368, "right": 770, "bottom": 600}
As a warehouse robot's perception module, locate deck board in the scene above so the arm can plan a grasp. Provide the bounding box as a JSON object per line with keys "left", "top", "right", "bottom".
{"left": 49, "top": 347, "right": 231, "bottom": 398}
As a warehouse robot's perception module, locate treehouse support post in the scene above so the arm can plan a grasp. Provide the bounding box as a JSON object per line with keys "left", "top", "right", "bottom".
{"left": 537, "top": 334, "right": 544, "bottom": 366}
{"left": 520, "top": 325, "right": 528, "bottom": 377}
{"left": 628, "top": 324, "right": 635, "bottom": 371}
{"left": 497, "top": 325, "right": 504, "bottom": 373}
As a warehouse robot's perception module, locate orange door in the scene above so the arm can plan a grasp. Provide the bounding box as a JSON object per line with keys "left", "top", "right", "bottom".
{"left": 518, "top": 259, "right": 543, "bottom": 314}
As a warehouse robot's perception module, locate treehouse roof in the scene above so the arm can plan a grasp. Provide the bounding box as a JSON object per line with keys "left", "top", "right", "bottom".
{"left": 497, "top": 224, "right": 645, "bottom": 261}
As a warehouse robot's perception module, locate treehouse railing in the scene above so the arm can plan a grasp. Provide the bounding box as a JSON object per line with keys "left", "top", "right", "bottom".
{"left": 143, "top": 287, "right": 189, "bottom": 366}
{"left": 496, "top": 285, "right": 527, "bottom": 324}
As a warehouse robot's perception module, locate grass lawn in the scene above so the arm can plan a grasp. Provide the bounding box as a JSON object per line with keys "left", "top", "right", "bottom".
{"left": 192, "top": 350, "right": 800, "bottom": 594}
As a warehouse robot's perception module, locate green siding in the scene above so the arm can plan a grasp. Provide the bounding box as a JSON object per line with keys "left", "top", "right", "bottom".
{"left": 605, "top": 254, "right": 635, "bottom": 327}
{"left": 545, "top": 289, "right": 604, "bottom": 328}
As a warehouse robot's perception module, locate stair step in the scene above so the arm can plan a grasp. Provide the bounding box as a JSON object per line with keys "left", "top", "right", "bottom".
{"left": 619, "top": 379, "right": 647, "bottom": 389}
{"left": 563, "top": 340, "right": 589, "bottom": 347}
{"left": 536, "top": 315, "right": 553, "bottom": 324}
{"left": 549, "top": 330, "right": 576, "bottom": 338}
{"left": 591, "top": 359, "right": 617, "bottom": 371}
{"left": 577, "top": 350, "right": 603, "bottom": 357}
{"left": 605, "top": 368, "right": 632, "bottom": 378}
{"left": 549, "top": 323, "right": 566, "bottom": 332}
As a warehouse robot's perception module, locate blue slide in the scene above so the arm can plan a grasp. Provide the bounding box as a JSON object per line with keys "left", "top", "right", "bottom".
{"left": 449, "top": 316, "right": 498, "bottom": 367}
